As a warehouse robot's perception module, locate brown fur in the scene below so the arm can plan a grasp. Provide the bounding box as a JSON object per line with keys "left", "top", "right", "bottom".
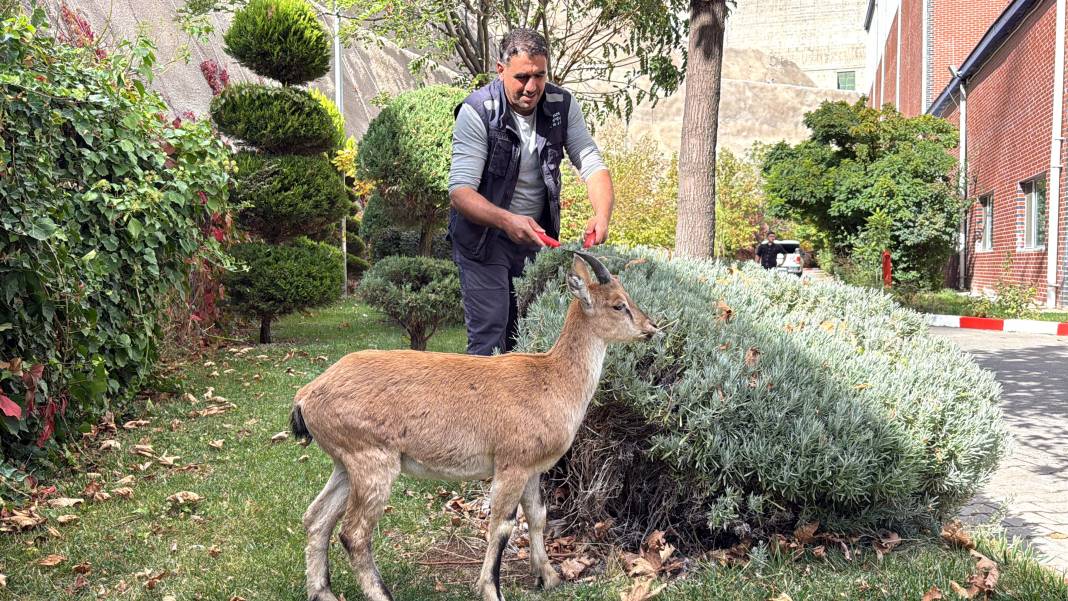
{"left": 295, "top": 256, "right": 658, "bottom": 601}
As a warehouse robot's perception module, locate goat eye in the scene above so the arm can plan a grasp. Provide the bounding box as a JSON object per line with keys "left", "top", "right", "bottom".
{"left": 613, "top": 303, "right": 626, "bottom": 311}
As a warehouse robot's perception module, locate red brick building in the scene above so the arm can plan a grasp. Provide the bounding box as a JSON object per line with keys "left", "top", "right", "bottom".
{"left": 865, "top": 0, "right": 1067, "bottom": 307}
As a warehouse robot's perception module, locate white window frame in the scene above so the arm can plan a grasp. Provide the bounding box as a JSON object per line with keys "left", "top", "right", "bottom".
{"left": 1021, "top": 177, "right": 1047, "bottom": 250}
{"left": 976, "top": 194, "right": 993, "bottom": 251}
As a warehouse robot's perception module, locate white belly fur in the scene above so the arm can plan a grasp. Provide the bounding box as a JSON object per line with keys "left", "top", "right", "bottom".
{"left": 400, "top": 454, "right": 494, "bottom": 481}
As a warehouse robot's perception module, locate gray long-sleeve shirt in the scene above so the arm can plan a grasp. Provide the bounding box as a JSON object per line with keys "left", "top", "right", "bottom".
{"left": 448, "top": 98, "right": 607, "bottom": 220}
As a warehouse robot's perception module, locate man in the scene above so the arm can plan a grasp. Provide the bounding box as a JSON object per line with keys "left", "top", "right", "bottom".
{"left": 755, "top": 231, "right": 785, "bottom": 270}
{"left": 448, "top": 28, "right": 615, "bottom": 355}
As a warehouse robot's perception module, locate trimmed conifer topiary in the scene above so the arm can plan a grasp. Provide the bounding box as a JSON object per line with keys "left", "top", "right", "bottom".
{"left": 359, "top": 256, "right": 462, "bottom": 350}
{"left": 515, "top": 246, "right": 1007, "bottom": 548}
{"left": 210, "top": 84, "right": 341, "bottom": 154}
{"left": 233, "top": 152, "right": 349, "bottom": 243}
{"left": 356, "top": 85, "right": 468, "bottom": 256}
{"left": 223, "top": 0, "right": 330, "bottom": 86}
{"left": 223, "top": 238, "right": 343, "bottom": 343}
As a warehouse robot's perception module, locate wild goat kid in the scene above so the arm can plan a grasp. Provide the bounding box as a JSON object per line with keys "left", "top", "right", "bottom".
{"left": 291, "top": 252, "right": 659, "bottom": 601}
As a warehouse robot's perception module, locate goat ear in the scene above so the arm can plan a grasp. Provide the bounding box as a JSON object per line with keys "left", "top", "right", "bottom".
{"left": 571, "top": 255, "right": 595, "bottom": 285}
{"left": 566, "top": 271, "right": 593, "bottom": 311}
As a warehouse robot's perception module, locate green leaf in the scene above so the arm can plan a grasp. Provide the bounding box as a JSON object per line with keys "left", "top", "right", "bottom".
{"left": 127, "top": 217, "right": 143, "bottom": 238}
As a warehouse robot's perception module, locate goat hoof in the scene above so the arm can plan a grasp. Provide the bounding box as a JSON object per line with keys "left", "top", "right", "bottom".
{"left": 309, "top": 591, "right": 340, "bottom": 601}
{"left": 540, "top": 569, "right": 561, "bottom": 590}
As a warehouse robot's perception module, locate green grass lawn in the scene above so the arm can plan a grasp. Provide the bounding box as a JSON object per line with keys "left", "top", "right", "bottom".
{"left": 2, "top": 299, "right": 1066, "bottom": 600}
{"left": 899, "top": 289, "right": 1068, "bottom": 322}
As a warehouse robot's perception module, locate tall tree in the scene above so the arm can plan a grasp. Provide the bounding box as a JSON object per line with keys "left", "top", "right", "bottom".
{"left": 675, "top": 0, "right": 728, "bottom": 257}
{"left": 762, "top": 99, "right": 962, "bottom": 288}
{"left": 336, "top": 0, "right": 687, "bottom": 121}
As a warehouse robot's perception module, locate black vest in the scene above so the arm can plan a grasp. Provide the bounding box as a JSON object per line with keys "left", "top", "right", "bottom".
{"left": 448, "top": 78, "right": 571, "bottom": 261}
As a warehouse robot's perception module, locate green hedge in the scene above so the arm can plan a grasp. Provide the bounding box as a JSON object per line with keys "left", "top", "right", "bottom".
{"left": 223, "top": 238, "right": 342, "bottom": 343}
{"left": 359, "top": 256, "right": 462, "bottom": 350}
{"left": 223, "top": 0, "right": 330, "bottom": 86}
{"left": 515, "top": 247, "right": 1007, "bottom": 546}
{"left": 233, "top": 152, "right": 349, "bottom": 243}
{"left": 0, "top": 11, "right": 232, "bottom": 451}
{"left": 210, "top": 84, "right": 341, "bottom": 154}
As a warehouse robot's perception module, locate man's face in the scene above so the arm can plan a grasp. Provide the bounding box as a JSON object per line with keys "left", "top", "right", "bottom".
{"left": 768, "top": 234, "right": 777, "bottom": 243}
{"left": 497, "top": 52, "right": 547, "bottom": 116}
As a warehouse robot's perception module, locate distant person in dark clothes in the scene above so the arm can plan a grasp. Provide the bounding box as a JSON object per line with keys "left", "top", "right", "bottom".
{"left": 755, "top": 231, "right": 785, "bottom": 270}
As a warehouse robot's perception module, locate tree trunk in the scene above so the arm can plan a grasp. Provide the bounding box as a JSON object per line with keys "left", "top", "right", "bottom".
{"left": 259, "top": 316, "right": 273, "bottom": 344}
{"left": 675, "top": 0, "right": 728, "bottom": 258}
{"left": 409, "top": 328, "right": 428, "bottom": 351}
{"left": 418, "top": 225, "right": 435, "bottom": 257}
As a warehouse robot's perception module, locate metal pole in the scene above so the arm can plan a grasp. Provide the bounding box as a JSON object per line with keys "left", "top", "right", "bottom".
{"left": 1046, "top": 0, "right": 1065, "bottom": 307}
{"left": 950, "top": 65, "right": 967, "bottom": 291}
{"left": 334, "top": 0, "right": 347, "bottom": 296}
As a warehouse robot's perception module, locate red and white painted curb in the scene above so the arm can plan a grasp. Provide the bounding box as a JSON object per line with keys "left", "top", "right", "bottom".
{"left": 926, "top": 314, "right": 1068, "bottom": 336}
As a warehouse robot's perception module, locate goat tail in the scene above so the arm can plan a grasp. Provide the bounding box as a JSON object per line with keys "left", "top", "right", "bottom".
{"left": 290, "top": 403, "right": 313, "bottom": 444}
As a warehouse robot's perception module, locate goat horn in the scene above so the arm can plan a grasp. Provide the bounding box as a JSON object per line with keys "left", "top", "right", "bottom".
{"left": 568, "top": 250, "right": 613, "bottom": 284}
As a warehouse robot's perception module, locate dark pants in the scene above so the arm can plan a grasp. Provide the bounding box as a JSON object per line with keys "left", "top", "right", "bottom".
{"left": 453, "top": 237, "right": 539, "bottom": 355}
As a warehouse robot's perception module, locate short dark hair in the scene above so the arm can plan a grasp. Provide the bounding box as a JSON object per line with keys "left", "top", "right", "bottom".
{"left": 767, "top": 231, "right": 777, "bottom": 237}
{"left": 499, "top": 28, "right": 549, "bottom": 64}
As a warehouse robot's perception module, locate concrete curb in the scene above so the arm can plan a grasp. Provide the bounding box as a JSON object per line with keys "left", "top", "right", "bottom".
{"left": 925, "top": 313, "right": 1068, "bottom": 336}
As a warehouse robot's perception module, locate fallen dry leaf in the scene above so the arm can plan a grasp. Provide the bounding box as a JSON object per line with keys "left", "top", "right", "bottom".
{"left": 48, "top": 497, "right": 84, "bottom": 509}
{"left": 82, "top": 480, "right": 102, "bottom": 497}
{"left": 949, "top": 581, "right": 976, "bottom": 599}
{"left": 744, "top": 347, "right": 761, "bottom": 368}
{"left": 37, "top": 554, "right": 67, "bottom": 567}
{"left": 2, "top": 508, "right": 46, "bottom": 530}
{"left": 622, "top": 554, "right": 659, "bottom": 579}
{"left": 209, "top": 439, "right": 225, "bottom": 449}
{"left": 794, "top": 521, "right": 819, "bottom": 545}
{"left": 112, "top": 487, "right": 134, "bottom": 499}
{"left": 166, "top": 491, "right": 204, "bottom": 506}
{"left": 144, "top": 570, "right": 167, "bottom": 590}
{"left": 72, "top": 562, "right": 91, "bottom": 575}
{"left": 559, "top": 558, "right": 585, "bottom": 580}
{"left": 967, "top": 549, "right": 999, "bottom": 594}
{"left": 123, "top": 419, "right": 150, "bottom": 430}
{"left": 131, "top": 444, "right": 156, "bottom": 458}
{"left": 767, "top": 594, "right": 793, "bottom": 601}
{"left": 208, "top": 545, "right": 222, "bottom": 558}
{"left": 716, "top": 300, "right": 733, "bottom": 322}
{"left": 0, "top": 573, "right": 6, "bottom": 587}
{"left": 157, "top": 453, "right": 180, "bottom": 467}
{"left": 620, "top": 578, "right": 667, "bottom": 601}
{"left": 874, "top": 531, "right": 902, "bottom": 560}
{"left": 434, "top": 580, "right": 447, "bottom": 593}
{"left": 1049, "top": 532, "right": 1067, "bottom": 540}
{"left": 270, "top": 431, "right": 288, "bottom": 443}
{"left": 922, "top": 585, "right": 944, "bottom": 601}
{"left": 229, "top": 596, "right": 247, "bottom": 601}
{"left": 941, "top": 520, "right": 975, "bottom": 550}
{"left": 99, "top": 439, "right": 121, "bottom": 451}
{"left": 57, "top": 515, "right": 79, "bottom": 525}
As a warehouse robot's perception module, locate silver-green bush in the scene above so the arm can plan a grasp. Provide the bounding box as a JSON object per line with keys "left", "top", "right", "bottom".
{"left": 515, "top": 246, "right": 1006, "bottom": 546}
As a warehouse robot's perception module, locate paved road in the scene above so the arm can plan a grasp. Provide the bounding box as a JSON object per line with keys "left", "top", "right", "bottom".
{"left": 931, "top": 327, "right": 1068, "bottom": 573}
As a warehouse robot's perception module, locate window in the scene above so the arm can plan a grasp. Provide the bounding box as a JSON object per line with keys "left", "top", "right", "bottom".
{"left": 1022, "top": 177, "right": 1046, "bottom": 248}
{"left": 837, "top": 71, "right": 856, "bottom": 91}
{"left": 976, "top": 194, "right": 993, "bottom": 251}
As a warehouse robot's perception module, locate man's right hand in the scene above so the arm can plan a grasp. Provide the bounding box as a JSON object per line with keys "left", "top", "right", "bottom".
{"left": 500, "top": 213, "right": 547, "bottom": 246}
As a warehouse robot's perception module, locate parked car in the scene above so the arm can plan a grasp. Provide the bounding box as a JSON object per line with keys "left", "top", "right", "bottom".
{"left": 775, "top": 240, "right": 805, "bottom": 277}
